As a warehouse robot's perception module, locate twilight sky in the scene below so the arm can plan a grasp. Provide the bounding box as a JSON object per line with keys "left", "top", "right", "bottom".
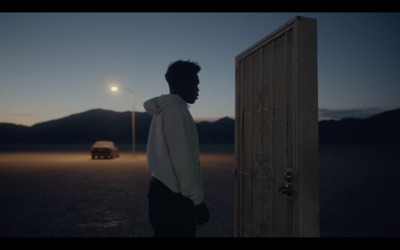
{"left": 1, "top": 12, "right": 399, "bottom": 126}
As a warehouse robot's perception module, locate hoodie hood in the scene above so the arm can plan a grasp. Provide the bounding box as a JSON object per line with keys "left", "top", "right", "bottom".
{"left": 143, "top": 94, "right": 186, "bottom": 115}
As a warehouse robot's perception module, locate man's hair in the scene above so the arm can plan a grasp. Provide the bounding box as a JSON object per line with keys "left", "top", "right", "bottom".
{"left": 165, "top": 60, "right": 201, "bottom": 89}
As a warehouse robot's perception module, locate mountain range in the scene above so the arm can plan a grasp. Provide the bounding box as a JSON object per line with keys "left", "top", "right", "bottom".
{"left": 319, "top": 108, "right": 400, "bottom": 145}
{"left": 0, "top": 109, "right": 234, "bottom": 145}
{"left": 0, "top": 108, "right": 399, "bottom": 145}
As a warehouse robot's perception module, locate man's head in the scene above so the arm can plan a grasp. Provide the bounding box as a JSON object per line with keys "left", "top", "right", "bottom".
{"left": 165, "top": 60, "right": 201, "bottom": 104}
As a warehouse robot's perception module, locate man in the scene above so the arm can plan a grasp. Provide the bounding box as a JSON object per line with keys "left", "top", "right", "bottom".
{"left": 143, "top": 60, "right": 209, "bottom": 237}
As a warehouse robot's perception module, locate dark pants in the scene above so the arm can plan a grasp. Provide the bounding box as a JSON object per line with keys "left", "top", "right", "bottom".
{"left": 148, "top": 177, "right": 196, "bottom": 237}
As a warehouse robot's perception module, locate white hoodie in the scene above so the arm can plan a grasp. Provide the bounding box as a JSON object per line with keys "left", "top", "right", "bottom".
{"left": 143, "top": 94, "right": 204, "bottom": 205}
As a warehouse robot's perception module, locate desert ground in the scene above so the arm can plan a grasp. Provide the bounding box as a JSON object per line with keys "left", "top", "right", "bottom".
{"left": 1, "top": 144, "right": 400, "bottom": 237}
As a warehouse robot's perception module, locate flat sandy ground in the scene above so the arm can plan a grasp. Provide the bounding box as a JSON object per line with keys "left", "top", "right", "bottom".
{"left": 1, "top": 144, "right": 400, "bottom": 237}
{"left": 0, "top": 145, "right": 235, "bottom": 238}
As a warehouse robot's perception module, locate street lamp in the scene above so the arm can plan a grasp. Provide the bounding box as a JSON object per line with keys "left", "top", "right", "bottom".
{"left": 110, "top": 85, "right": 135, "bottom": 156}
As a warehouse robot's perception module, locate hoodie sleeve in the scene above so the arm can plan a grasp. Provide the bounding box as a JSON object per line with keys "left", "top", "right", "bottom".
{"left": 163, "top": 104, "right": 204, "bottom": 205}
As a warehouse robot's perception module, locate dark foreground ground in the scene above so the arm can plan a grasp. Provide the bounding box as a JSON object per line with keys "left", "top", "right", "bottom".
{"left": 0, "top": 144, "right": 399, "bottom": 237}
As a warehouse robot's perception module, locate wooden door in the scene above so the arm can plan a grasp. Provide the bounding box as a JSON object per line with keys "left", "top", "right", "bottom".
{"left": 235, "top": 16, "right": 319, "bottom": 237}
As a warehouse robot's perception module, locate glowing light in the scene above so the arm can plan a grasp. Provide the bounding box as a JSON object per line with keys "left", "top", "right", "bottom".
{"left": 111, "top": 86, "right": 118, "bottom": 92}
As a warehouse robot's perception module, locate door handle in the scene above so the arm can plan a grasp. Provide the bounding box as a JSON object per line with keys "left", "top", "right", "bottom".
{"left": 279, "top": 184, "right": 292, "bottom": 197}
{"left": 284, "top": 171, "right": 293, "bottom": 182}
{"left": 279, "top": 172, "right": 293, "bottom": 197}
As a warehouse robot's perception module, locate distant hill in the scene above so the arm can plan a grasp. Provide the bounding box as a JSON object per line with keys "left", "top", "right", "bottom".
{"left": 0, "top": 109, "right": 234, "bottom": 145}
{"left": 1, "top": 108, "right": 399, "bottom": 145}
{"left": 319, "top": 108, "right": 400, "bottom": 144}
{"left": 197, "top": 117, "right": 235, "bottom": 144}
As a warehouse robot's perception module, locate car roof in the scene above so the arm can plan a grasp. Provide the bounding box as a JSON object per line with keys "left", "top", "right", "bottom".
{"left": 92, "top": 141, "right": 115, "bottom": 147}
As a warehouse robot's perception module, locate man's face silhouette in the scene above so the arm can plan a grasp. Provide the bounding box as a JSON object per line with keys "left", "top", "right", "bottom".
{"left": 177, "top": 74, "right": 200, "bottom": 105}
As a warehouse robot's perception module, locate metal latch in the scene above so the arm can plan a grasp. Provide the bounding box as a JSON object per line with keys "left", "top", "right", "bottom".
{"left": 279, "top": 184, "right": 292, "bottom": 197}
{"left": 279, "top": 172, "right": 293, "bottom": 197}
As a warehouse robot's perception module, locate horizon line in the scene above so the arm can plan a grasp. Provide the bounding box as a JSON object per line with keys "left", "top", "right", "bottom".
{"left": 2, "top": 107, "right": 399, "bottom": 127}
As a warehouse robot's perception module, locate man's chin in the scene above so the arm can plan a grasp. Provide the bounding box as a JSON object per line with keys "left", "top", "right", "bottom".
{"left": 187, "top": 96, "right": 198, "bottom": 105}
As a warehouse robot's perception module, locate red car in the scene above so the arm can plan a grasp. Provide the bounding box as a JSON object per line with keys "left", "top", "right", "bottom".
{"left": 91, "top": 141, "right": 119, "bottom": 159}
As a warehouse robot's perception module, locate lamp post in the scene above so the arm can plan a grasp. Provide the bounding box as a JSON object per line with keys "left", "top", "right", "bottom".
{"left": 111, "top": 85, "right": 135, "bottom": 156}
